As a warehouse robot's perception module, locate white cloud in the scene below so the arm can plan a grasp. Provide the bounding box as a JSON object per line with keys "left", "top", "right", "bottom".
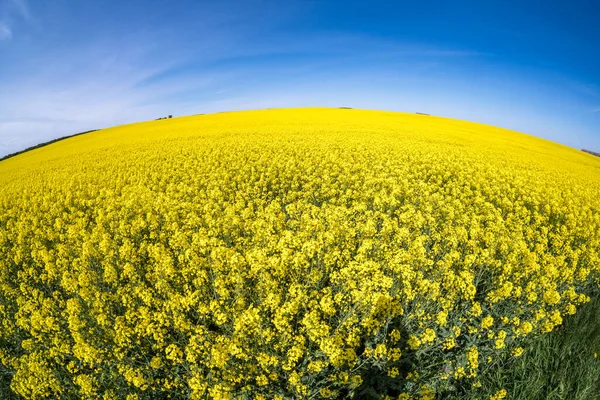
{"left": 0, "top": 0, "right": 503, "bottom": 158}
{"left": 0, "top": 22, "right": 11, "bottom": 39}
{"left": 0, "top": 34, "right": 250, "bottom": 156}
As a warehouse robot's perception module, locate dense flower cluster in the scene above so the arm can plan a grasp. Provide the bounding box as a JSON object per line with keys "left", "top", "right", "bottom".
{"left": 1, "top": 108, "right": 599, "bottom": 399}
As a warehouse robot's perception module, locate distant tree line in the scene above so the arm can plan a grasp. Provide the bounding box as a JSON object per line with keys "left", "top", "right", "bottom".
{"left": 0, "top": 130, "right": 98, "bottom": 163}
{"left": 582, "top": 149, "right": 600, "bottom": 158}
{"left": 156, "top": 115, "right": 173, "bottom": 120}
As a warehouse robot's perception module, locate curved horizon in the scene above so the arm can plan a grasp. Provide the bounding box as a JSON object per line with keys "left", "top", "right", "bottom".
{"left": 2, "top": 107, "right": 595, "bottom": 165}
{"left": 0, "top": 0, "right": 599, "bottom": 157}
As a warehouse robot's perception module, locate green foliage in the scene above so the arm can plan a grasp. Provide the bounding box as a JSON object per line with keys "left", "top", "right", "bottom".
{"left": 451, "top": 292, "right": 600, "bottom": 400}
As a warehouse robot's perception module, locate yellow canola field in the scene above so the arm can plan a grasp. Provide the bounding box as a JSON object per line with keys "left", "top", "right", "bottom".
{"left": 1, "top": 108, "right": 600, "bottom": 399}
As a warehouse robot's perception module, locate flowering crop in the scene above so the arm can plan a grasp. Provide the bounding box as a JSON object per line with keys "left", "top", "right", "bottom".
{"left": 1, "top": 108, "right": 599, "bottom": 399}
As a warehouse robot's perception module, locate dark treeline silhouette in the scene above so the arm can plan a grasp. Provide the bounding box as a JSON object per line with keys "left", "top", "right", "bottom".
{"left": 582, "top": 149, "right": 600, "bottom": 158}
{"left": 0, "top": 130, "right": 98, "bottom": 163}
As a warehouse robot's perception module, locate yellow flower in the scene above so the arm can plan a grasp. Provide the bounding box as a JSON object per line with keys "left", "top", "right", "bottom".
{"left": 436, "top": 310, "right": 449, "bottom": 326}
{"left": 481, "top": 316, "right": 494, "bottom": 330}
{"left": 518, "top": 321, "right": 533, "bottom": 335}
{"left": 512, "top": 347, "right": 524, "bottom": 357}
{"left": 454, "top": 366, "right": 466, "bottom": 379}
{"left": 375, "top": 344, "right": 387, "bottom": 359}
{"left": 421, "top": 328, "right": 437, "bottom": 344}
{"left": 466, "top": 346, "right": 479, "bottom": 370}
{"left": 388, "top": 347, "right": 402, "bottom": 361}
{"left": 407, "top": 335, "right": 422, "bottom": 350}
{"left": 470, "top": 302, "right": 482, "bottom": 317}
{"left": 452, "top": 326, "right": 462, "bottom": 337}
{"left": 319, "top": 388, "right": 336, "bottom": 398}
{"left": 256, "top": 375, "right": 269, "bottom": 386}
{"left": 495, "top": 330, "right": 507, "bottom": 349}
{"left": 443, "top": 337, "right": 456, "bottom": 350}
{"left": 543, "top": 290, "right": 561, "bottom": 305}
{"left": 389, "top": 329, "right": 401, "bottom": 343}
{"left": 2, "top": 108, "right": 600, "bottom": 398}
{"left": 490, "top": 388, "right": 507, "bottom": 400}
{"left": 150, "top": 356, "right": 162, "bottom": 369}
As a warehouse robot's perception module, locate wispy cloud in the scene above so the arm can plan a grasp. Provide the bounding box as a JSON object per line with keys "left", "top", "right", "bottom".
{"left": 0, "top": 1, "right": 287, "bottom": 155}
{"left": 2, "top": 0, "right": 596, "bottom": 157}
{"left": 572, "top": 83, "right": 600, "bottom": 99}
{"left": 12, "top": 0, "right": 30, "bottom": 19}
{"left": 0, "top": 22, "right": 10, "bottom": 39}
{"left": 0, "top": 0, "right": 31, "bottom": 40}
{"left": 0, "top": 3, "right": 488, "bottom": 155}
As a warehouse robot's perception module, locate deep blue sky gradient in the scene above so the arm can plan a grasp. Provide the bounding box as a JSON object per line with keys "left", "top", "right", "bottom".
{"left": 0, "top": 0, "right": 599, "bottom": 156}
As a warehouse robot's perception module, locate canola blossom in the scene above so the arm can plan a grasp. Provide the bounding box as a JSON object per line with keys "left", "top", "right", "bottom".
{"left": 0, "top": 108, "right": 599, "bottom": 399}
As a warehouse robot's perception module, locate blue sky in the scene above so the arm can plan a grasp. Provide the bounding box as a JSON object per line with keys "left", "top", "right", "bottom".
{"left": 0, "top": 0, "right": 599, "bottom": 156}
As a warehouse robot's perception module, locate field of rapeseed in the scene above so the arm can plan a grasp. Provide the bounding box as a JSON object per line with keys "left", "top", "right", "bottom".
{"left": 1, "top": 108, "right": 599, "bottom": 399}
